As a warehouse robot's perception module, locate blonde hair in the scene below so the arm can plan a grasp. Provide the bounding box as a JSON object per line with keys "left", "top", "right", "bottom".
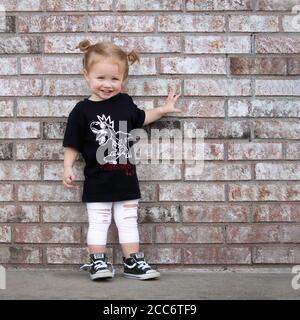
{"left": 75, "top": 39, "right": 140, "bottom": 80}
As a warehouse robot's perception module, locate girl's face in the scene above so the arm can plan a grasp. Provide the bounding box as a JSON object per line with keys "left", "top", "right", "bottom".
{"left": 84, "top": 57, "right": 125, "bottom": 101}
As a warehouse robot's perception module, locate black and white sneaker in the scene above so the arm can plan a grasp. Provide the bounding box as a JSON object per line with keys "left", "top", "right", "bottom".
{"left": 80, "top": 253, "right": 115, "bottom": 280}
{"left": 123, "top": 252, "right": 160, "bottom": 280}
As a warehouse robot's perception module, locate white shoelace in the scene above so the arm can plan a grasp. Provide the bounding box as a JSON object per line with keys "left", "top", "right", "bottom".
{"left": 136, "top": 260, "right": 151, "bottom": 270}
{"left": 80, "top": 260, "right": 116, "bottom": 276}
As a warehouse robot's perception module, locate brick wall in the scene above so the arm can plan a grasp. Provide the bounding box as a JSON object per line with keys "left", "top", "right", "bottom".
{"left": 0, "top": 0, "right": 300, "bottom": 269}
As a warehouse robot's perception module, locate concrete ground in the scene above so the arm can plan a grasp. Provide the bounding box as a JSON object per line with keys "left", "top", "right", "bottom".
{"left": 0, "top": 268, "right": 299, "bottom": 300}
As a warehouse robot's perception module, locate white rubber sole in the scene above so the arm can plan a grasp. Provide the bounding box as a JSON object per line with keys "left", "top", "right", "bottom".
{"left": 90, "top": 270, "right": 114, "bottom": 280}
{"left": 123, "top": 271, "right": 160, "bottom": 280}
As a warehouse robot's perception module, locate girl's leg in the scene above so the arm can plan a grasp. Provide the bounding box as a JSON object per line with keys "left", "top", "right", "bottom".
{"left": 86, "top": 202, "right": 113, "bottom": 254}
{"left": 113, "top": 199, "right": 140, "bottom": 258}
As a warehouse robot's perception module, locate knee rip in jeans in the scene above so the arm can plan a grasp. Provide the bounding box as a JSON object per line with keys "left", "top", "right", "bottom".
{"left": 123, "top": 203, "right": 138, "bottom": 219}
{"left": 95, "top": 208, "right": 111, "bottom": 223}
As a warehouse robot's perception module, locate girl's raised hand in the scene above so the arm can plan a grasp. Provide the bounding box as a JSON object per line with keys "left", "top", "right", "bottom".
{"left": 160, "top": 88, "right": 181, "bottom": 115}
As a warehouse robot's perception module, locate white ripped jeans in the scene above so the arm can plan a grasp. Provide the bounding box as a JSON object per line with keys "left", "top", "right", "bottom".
{"left": 86, "top": 199, "right": 140, "bottom": 245}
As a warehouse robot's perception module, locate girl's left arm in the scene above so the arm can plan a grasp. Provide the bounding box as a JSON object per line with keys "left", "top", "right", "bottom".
{"left": 143, "top": 89, "right": 181, "bottom": 126}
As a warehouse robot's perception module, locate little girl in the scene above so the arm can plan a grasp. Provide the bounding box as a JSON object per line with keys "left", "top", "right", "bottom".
{"left": 62, "top": 40, "right": 181, "bottom": 281}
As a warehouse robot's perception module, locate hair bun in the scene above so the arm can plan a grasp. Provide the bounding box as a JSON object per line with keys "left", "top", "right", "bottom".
{"left": 127, "top": 50, "right": 140, "bottom": 65}
{"left": 76, "top": 39, "right": 92, "bottom": 52}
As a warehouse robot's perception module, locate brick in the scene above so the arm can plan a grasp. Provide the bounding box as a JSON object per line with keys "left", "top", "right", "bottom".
{"left": 1, "top": 16, "right": 16, "bottom": 33}
{"left": 256, "top": 36, "right": 300, "bottom": 53}
{"left": 113, "top": 36, "right": 181, "bottom": 53}
{"left": 46, "top": 247, "right": 91, "bottom": 264}
{"left": 288, "top": 58, "right": 300, "bottom": 75}
{"left": 127, "top": 57, "right": 156, "bottom": 76}
{"left": 116, "top": 0, "right": 182, "bottom": 11}
{"left": 157, "top": 98, "right": 225, "bottom": 117}
{"left": 44, "top": 35, "right": 111, "bottom": 53}
{"left": 229, "top": 15, "right": 279, "bottom": 32}
{"left": 254, "top": 120, "right": 300, "bottom": 139}
{"left": 256, "top": 79, "right": 300, "bottom": 96}
{"left": 282, "top": 14, "right": 300, "bottom": 32}
{"left": 205, "top": 143, "right": 224, "bottom": 160}
{"left": 182, "top": 247, "right": 251, "bottom": 264}
{"left": 0, "top": 78, "right": 42, "bottom": 96}
{"left": 139, "top": 184, "right": 157, "bottom": 202}
{"left": 229, "top": 183, "right": 300, "bottom": 201}
{"left": 185, "top": 163, "right": 251, "bottom": 181}
{"left": 43, "top": 162, "right": 84, "bottom": 181}
{"left": 17, "top": 184, "right": 82, "bottom": 202}
{"left": 138, "top": 204, "right": 181, "bottom": 223}
{"left": 0, "top": 57, "right": 17, "bottom": 75}
{"left": 17, "top": 98, "right": 77, "bottom": 117}
{"left": 0, "top": 184, "right": 14, "bottom": 201}
{"left": 258, "top": 0, "right": 300, "bottom": 10}
{"left": 18, "top": 15, "right": 85, "bottom": 33}
{"left": 228, "top": 99, "right": 300, "bottom": 117}
{"left": 0, "top": 121, "right": 40, "bottom": 138}
{"left": 0, "top": 100, "right": 14, "bottom": 117}
{"left": 1, "top": 0, "right": 44, "bottom": 11}
{"left": 161, "top": 57, "right": 226, "bottom": 74}
{"left": 13, "top": 225, "right": 81, "bottom": 243}
{"left": 136, "top": 164, "right": 181, "bottom": 180}
{"left": 156, "top": 225, "right": 224, "bottom": 243}
{"left": 186, "top": 0, "right": 252, "bottom": 11}
{"left": 20, "top": 56, "right": 82, "bottom": 75}
{"left": 183, "top": 119, "right": 250, "bottom": 139}
{"left": 254, "top": 204, "right": 300, "bottom": 222}
{"left": 281, "top": 225, "right": 300, "bottom": 243}
{"left": 0, "top": 36, "right": 44, "bottom": 54}
{"left": 0, "top": 246, "right": 41, "bottom": 264}
{"left": 226, "top": 225, "right": 280, "bottom": 243}
{"left": 88, "top": 15, "right": 155, "bottom": 32}
{"left": 158, "top": 14, "right": 225, "bottom": 32}
{"left": 46, "top": 247, "right": 98, "bottom": 264}
{"left": 184, "top": 79, "right": 251, "bottom": 96}
{"left": 0, "top": 162, "right": 41, "bottom": 180}
{"left": 185, "top": 35, "right": 251, "bottom": 54}
{"left": 183, "top": 204, "right": 249, "bottom": 223}
{"left": 253, "top": 247, "right": 300, "bottom": 264}
{"left": 286, "top": 143, "right": 300, "bottom": 159}
{"left": 42, "top": 204, "right": 86, "bottom": 223}
{"left": 127, "top": 79, "right": 181, "bottom": 96}
{"left": 46, "top": 0, "right": 113, "bottom": 11}
{"left": 228, "top": 143, "right": 282, "bottom": 160}
{"left": 256, "top": 163, "right": 300, "bottom": 180}
{"left": 159, "top": 182, "right": 225, "bottom": 201}
{"left": 114, "top": 247, "right": 181, "bottom": 264}
{"left": 0, "top": 142, "right": 13, "bottom": 160}
{"left": 44, "top": 78, "right": 88, "bottom": 96}
{"left": 43, "top": 122, "right": 66, "bottom": 139}
{"left": 230, "top": 57, "right": 287, "bottom": 75}
{"left": 16, "top": 141, "right": 64, "bottom": 160}
{"left": 0, "top": 226, "right": 11, "bottom": 242}
{"left": 0, "top": 205, "right": 39, "bottom": 223}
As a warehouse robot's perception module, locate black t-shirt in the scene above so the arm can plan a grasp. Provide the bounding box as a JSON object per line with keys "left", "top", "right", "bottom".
{"left": 62, "top": 92, "right": 146, "bottom": 202}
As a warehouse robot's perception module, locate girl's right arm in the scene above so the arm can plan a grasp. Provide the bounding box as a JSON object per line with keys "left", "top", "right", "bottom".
{"left": 62, "top": 147, "right": 78, "bottom": 188}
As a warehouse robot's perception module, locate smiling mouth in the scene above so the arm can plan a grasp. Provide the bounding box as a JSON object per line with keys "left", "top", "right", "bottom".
{"left": 101, "top": 90, "right": 113, "bottom": 94}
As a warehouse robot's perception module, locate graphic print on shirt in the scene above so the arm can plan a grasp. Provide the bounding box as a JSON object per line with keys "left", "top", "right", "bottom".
{"left": 90, "top": 114, "right": 134, "bottom": 165}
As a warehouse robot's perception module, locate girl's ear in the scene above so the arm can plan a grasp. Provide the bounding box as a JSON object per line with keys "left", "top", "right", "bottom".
{"left": 83, "top": 68, "right": 89, "bottom": 81}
